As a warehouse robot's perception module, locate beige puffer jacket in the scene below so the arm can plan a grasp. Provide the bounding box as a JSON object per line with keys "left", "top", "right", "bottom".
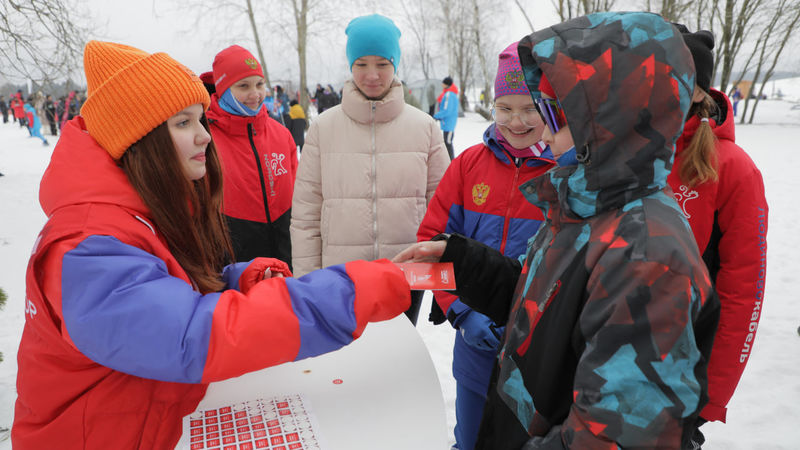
{"left": 291, "top": 78, "right": 450, "bottom": 276}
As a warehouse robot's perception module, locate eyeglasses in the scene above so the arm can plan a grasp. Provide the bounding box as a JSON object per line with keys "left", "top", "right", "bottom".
{"left": 491, "top": 105, "right": 540, "bottom": 128}
{"left": 534, "top": 97, "right": 568, "bottom": 133}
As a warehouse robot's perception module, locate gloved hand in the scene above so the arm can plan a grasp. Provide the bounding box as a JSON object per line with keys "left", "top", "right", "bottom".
{"left": 455, "top": 309, "right": 502, "bottom": 351}
{"left": 239, "top": 257, "right": 293, "bottom": 294}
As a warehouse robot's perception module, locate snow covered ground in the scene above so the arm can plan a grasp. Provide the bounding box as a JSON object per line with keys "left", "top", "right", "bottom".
{"left": 1, "top": 83, "right": 799, "bottom": 448}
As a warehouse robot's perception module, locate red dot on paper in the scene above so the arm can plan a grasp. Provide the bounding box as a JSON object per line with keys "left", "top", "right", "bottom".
{"left": 333, "top": 378, "right": 343, "bottom": 385}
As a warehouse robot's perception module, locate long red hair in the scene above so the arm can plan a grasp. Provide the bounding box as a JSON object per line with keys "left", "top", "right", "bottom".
{"left": 119, "top": 116, "right": 232, "bottom": 293}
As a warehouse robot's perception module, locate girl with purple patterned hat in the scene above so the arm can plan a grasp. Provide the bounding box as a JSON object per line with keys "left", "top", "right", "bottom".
{"left": 416, "top": 41, "right": 555, "bottom": 450}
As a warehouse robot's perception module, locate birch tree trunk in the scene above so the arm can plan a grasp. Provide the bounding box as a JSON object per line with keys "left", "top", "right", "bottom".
{"left": 246, "top": 0, "right": 272, "bottom": 90}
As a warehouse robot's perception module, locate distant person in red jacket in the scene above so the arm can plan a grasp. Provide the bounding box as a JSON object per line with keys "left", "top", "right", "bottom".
{"left": 202, "top": 45, "right": 298, "bottom": 267}
{"left": 11, "top": 91, "right": 27, "bottom": 128}
{"left": 671, "top": 24, "right": 769, "bottom": 448}
{"left": 12, "top": 40, "right": 410, "bottom": 449}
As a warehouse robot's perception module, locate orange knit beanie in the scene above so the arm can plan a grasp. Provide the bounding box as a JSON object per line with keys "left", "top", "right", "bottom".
{"left": 80, "top": 41, "right": 210, "bottom": 159}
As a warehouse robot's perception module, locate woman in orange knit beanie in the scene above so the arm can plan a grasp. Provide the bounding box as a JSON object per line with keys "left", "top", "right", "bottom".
{"left": 12, "top": 40, "right": 411, "bottom": 449}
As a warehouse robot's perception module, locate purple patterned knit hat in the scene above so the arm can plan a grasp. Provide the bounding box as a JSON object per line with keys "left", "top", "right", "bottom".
{"left": 494, "top": 41, "right": 529, "bottom": 99}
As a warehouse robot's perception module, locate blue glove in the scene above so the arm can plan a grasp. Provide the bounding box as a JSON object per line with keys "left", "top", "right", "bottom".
{"left": 456, "top": 310, "right": 502, "bottom": 352}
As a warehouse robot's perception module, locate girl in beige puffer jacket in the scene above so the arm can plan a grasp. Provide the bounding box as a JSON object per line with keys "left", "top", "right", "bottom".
{"left": 291, "top": 14, "right": 449, "bottom": 323}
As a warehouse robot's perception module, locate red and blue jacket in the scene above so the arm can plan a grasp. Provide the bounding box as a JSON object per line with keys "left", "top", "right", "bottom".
{"left": 433, "top": 85, "right": 459, "bottom": 132}
{"left": 207, "top": 97, "right": 298, "bottom": 265}
{"left": 23, "top": 103, "right": 40, "bottom": 132}
{"left": 12, "top": 117, "right": 409, "bottom": 449}
{"left": 417, "top": 124, "right": 554, "bottom": 392}
{"left": 418, "top": 125, "right": 553, "bottom": 313}
{"left": 668, "top": 88, "right": 768, "bottom": 423}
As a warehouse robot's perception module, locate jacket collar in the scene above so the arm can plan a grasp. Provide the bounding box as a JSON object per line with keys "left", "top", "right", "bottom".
{"left": 340, "top": 78, "right": 405, "bottom": 124}
{"left": 206, "top": 94, "right": 270, "bottom": 135}
{"left": 483, "top": 123, "right": 554, "bottom": 169}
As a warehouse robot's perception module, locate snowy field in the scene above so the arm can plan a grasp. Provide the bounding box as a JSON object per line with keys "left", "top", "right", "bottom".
{"left": 1, "top": 83, "right": 799, "bottom": 448}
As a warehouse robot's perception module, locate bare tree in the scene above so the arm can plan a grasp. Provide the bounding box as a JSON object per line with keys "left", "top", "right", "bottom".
{"left": 245, "top": 0, "right": 272, "bottom": 89}
{"left": 552, "top": 0, "right": 617, "bottom": 20}
{"left": 471, "top": 0, "right": 499, "bottom": 108}
{"left": 399, "top": 0, "right": 436, "bottom": 80}
{"left": 0, "top": 0, "right": 90, "bottom": 85}
{"left": 551, "top": 0, "right": 577, "bottom": 21}
{"left": 180, "top": 0, "right": 273, "bottom": 89}
{"left": 725, "top": 24, "right": 765, "bottom": 99}
{"left": 742, "top": 0, "right": 800, "bottom": 123}
{"left": 686, "top": 0, "right": 718, "bottom": 44}
{"left": 697, "top": 0, "right": 727, "bottom": 86}
{"left": 661, "top": 0, "right": 800, "bottom": 121}
{"left": 647, "top": 0, "right": 697, "bottom": 21}
{"left": 439, "top": 0, "right": 456, "bottom": 78}
{"left": 278, "top": 0, "right": 316, "bottom": 112}
{"left": 640, "top": 0, "right": 761, "bottom": 95}
{"left": 513, "top": 0, "right": 536, "bottom": 33}
{"left": 438, "top": 0, "right": 475, "bottom": 110}
{"left": 581, "top": 0, "right": 619, "bottom": 12}
{"left": 715, "top": 0, "right": 764, "bottom": 94}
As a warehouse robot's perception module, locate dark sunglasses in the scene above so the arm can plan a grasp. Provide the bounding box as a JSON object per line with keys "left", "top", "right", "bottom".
{"left": 534, "top": 97, "right": 568, "bottom": 133}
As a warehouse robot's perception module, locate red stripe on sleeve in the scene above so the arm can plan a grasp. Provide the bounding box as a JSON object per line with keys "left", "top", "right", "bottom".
{"left": 345, "top": 259, "right": 411, "bottom": 339}
{"left": 202, "top": 280, "right": 301, "bottom": 383}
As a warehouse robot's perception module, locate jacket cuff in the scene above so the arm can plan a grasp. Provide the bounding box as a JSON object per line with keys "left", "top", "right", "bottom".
{"left": 446, "top": 299, "right": 470, "bottom": 328}
{"left": 700, "top": 402, "right": 727, "bottom": 423}
{"left": 440, "top": 233, "right": 468, "bottom": 269}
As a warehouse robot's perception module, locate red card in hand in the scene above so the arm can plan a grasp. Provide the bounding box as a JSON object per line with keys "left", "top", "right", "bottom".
{"left": 396, "top": 262, "right": 456, "bottom": 290}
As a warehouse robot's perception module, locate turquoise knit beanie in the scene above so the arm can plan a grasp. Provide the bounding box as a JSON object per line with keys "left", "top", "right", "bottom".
{"left": 345, "top": 14, "right": 401, "bottom": 72}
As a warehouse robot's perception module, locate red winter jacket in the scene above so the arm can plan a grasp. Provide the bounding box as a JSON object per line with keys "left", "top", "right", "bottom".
{"left": 207, "top": 97, "right": 298, "bottom": 264}
{"left": 11, "top": 93, "right": 25, "bottom": 119}
{"left": 12, "top": 117, "right": 409, "bottom": 449}
{"left": 668, "top": 88, "right": 768, "bottom": 423}
{"left": 418, "top": 126, "right": 553, "bottom": 315}
{"left": 416, "top": 125, "right": 554, "bottom": 393}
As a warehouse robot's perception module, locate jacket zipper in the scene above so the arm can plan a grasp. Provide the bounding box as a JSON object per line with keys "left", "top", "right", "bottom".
{"left": 499, "top": 157, "right": 522, "bottom": 255}
{"left": 247, "top": 123, "right": 273, "bottom": 224}
{"left": 371, "top": 102, "right": 378, "bottom": 260}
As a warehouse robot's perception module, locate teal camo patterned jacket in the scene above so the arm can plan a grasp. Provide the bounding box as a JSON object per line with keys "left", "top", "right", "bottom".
{"left": 438, "top": 11, "right": 721, "bottom": 449}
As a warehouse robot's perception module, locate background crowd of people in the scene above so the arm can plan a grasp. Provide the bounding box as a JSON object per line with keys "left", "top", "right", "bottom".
{"left": 0, "top": 89, "right": 85, "bottom": 145}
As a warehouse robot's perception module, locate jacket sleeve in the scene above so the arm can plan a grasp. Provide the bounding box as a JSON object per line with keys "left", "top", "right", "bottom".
{"left": 440, "top": 233, "right": 521, "bottom": 325}
{"left": 525, "top": 238, "right": 713, "bottom": 448}
{"left": 433, "top": 97, "right": 443, "bottom": 120}
{"left": 425, "top": 117, "right": 450, "bottom": 204}
{"left": 433, "top": 92, "right": 458, "bottom": 121}
{"left": 220, "top": 260, "right": 253, "bottom": 291}
{"left": 49, "top": 234, "right": 409, "bottom": 385}
{"left": 290, "top": 119, "right": 324, "bottom": 277}
{"left": 701, "top": 151, "right": 768, "bottom": 422}
{"left": 418, "top": 156, "right": 464, "bottom": 314}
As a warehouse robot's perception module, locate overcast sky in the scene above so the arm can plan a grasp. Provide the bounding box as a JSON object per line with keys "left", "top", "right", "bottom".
{"left": 80, "top": 1, "right": 562, "bottom": 88}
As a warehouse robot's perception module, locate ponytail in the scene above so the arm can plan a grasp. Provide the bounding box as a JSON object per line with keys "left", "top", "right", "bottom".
{"left": 679, "top": 92, "right": 719, "bottom": 187}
